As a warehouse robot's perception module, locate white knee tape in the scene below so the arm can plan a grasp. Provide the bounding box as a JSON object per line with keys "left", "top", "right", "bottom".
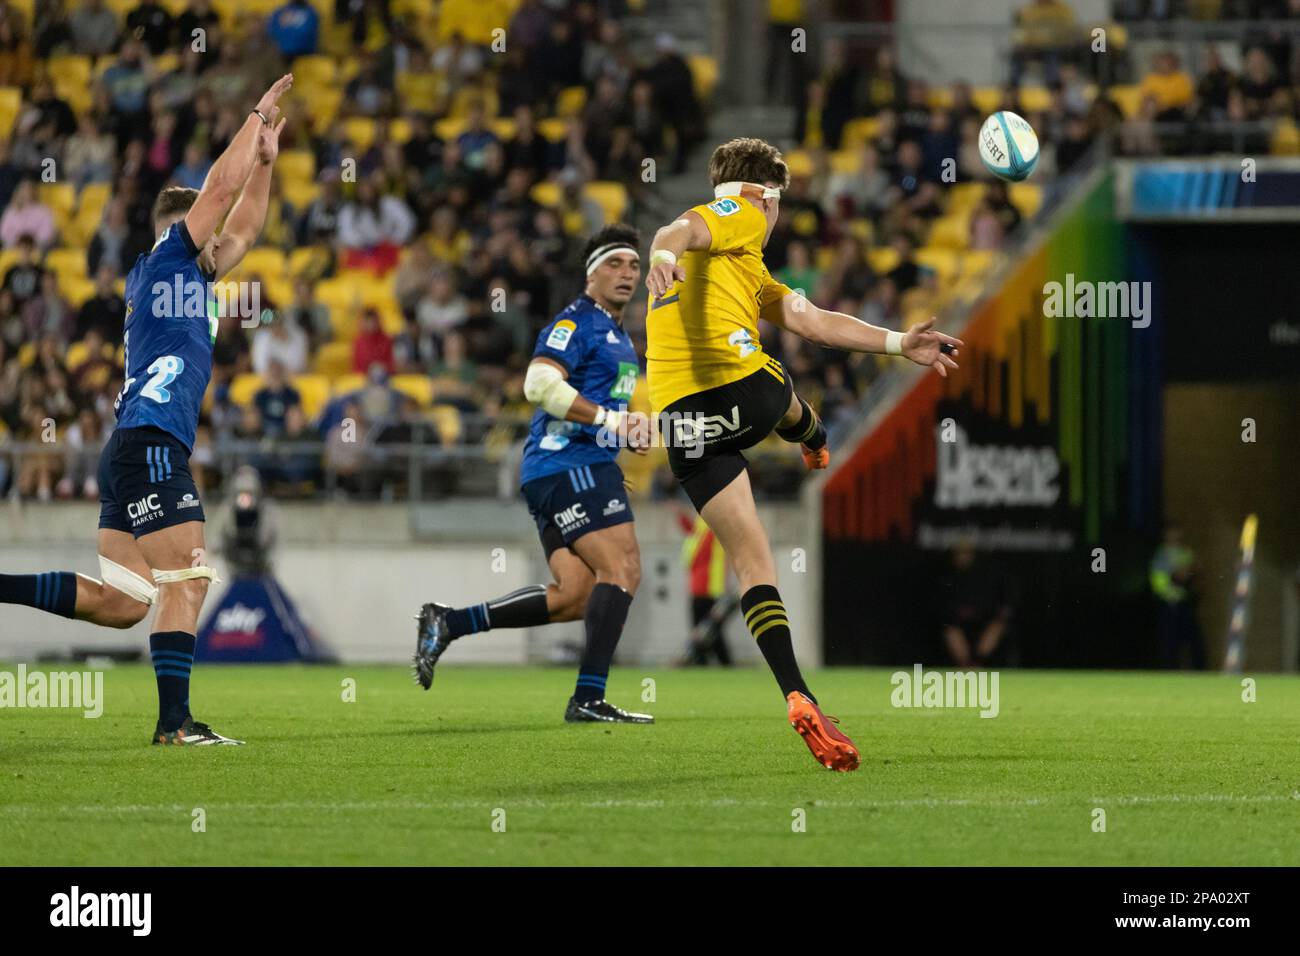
{"left": 152, "top": 566, "right": 220, "bottom": 586}
{"left": 98, "top": 555, "right": 159, "bottom": 606}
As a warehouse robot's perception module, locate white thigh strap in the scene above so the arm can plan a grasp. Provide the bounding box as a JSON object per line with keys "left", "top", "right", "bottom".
{"left": 98, "top": 555, "right": 159, "bottom": 606}
{"left": 152, "top": 566, "right": 220, "bottom": 586}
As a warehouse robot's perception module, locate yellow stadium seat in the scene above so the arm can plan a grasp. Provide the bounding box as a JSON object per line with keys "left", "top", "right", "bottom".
{"left": 389, "top": 117, "right": 413, "bottom": 144}
{"left": 62, "top": 277, "right": 97, "bottom": 307}
{"left": 914, "top": 247, "right": 960, "bottom": 284}
{"left": 45, "top": 247, "right": 87, "bottom": 281}
{"left": 7, "top": 0, "right": 32, "bottom": 25}
{"left": 429, "top": 403, "right": 462, "bottom": 444}
{"left": 687, "top": 54, "right": 719, "bottom": 101}
{"left": 343, "top": 117, "right": 378, "bottom": 150}
{"left": 47, "top": 55, "right": 92, "bottom": 88}
{"left": 961, "top": 250, "right": 997, "bottom": 281}
{"left": 1009, "top": 182, "right": 1043, "bottom": 219}
{"left": 229, "top": 374, "right": 264, "bottom": 408}
{"left": 0, "top": 247, "right": 24, "bottom": 280}
{"left": 434, "top": 116, "right": 466, "bottom": 140}
{"left": 583, "top": 181, "right": 627, "bottom": 224}
{"left": 1019, "top": 86, "right": 1052, "bottom": 113}
{"left": 65, "top": 340, "right": 89, "bottom": 370}
{"left": 927, "top": 87, "right": 956, "bottom": 110}
{"left": 395, "top": 71, "right": 445, "bottom": 113}
{"left": 972, "top": 87, "right": 1002, "bottom": 114}
{"left": 281, "top": 178, "right": 321, "bottom": 211}
{"left": 784, "top": 149, "right": 815, "bottom": 179}
{"left": 537, "top": 118, "right": 568, "bottom": 142}
{"left": 556, "top": 85, "right": 588, "bottom": 118}
{"left": 277, "top": 149, "right": 316, "bottom": 185}
{"left": 0, "top": 87, "right": 20, "bottom": 137}
{"left": 291, "top": 374, "right": 331, "bottom": 420}
{"left": 332, "top": 373, "right": 366, "bottom": 396}
{"left": 530, "top": 181, "right": 561, "bottom": 208}
{"left": 301, "top": 88, "right": 343, "bottom": 134}
{"left": 840, "top": 117, "right": 880, "bottom": 148}
{"left": 79, "top": 182, "right": 111, "bottom": 216}
{"left": 927, "top": 214, "right": 970, "bottom": 251}
{"left": 39, "top": 183, "right": 76, "bottom": 222}
{"left": 1107, "top": 84, "right": 1143, "bottom": 118}
{"left": 947, "top": 182, "right": 985, "bottom": 213}
{"left": 866, "top": 247, "right": 900, "bottom": 274}
{"left": 313, "top": 341, "right": 353, "bottom": 379}
{"left": 18, "top": 342, "right": 36, "bottom": 367}
{"left": 240, "top": 247, "right": 288, "bottom": 281}
{"left": 391, "top": 374, "right": 435, "bottom": 407}
{"left": 829, "top": 150, "right": 862, "bottom": 174}
{"left": 1271, "top": 118, "right": 1300, "bottom": 155}
{"left": 288, "top": 246, "right": 330, "bottom": 278}
{"left": 492, "top": 118, "right": 517, "bottom": 141}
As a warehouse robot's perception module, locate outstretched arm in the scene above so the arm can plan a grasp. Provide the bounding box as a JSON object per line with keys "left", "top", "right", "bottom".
{"left": 644, "top": 210, "right": 711, "bottom": 299}
{"left": 524, "top": 357, "right": 650, "bottom": 452}
{"left": 771, "top": 291, "right": 965, "bottom": 377}
{"left": 185, "top": 74, "right": 293, "bottom": 251}
{"left": 212, "top": 111, "right": 288, "bottom": 280}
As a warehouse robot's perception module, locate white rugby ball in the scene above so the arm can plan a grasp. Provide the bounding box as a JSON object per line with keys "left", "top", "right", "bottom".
{"left": 978, "top": 111, "right": 1039, "bottom": 182}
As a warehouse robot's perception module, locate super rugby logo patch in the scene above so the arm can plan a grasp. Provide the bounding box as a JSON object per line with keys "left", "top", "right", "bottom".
{"left": 546, "top": 319, "right": 577, "bottom": 350}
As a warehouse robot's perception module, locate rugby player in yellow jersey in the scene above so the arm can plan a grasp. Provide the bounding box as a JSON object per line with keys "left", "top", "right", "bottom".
{"left": 644, "top": 138, "right": 963, "bottom": 771}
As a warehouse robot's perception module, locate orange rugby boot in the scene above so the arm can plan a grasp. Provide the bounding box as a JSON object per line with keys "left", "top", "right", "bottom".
{"left": 801, "top": 444, "right": 830, "bottom": 470}
{"left": 786, "top": 691, "right": 860, "bottom": 772}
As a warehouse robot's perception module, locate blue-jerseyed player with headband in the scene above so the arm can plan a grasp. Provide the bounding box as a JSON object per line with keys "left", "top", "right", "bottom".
{"left": 0, "top": 74, "right": 295, "bottom": 745}
{"left": 414, "top": 224, "right": 657, "bottom": 724}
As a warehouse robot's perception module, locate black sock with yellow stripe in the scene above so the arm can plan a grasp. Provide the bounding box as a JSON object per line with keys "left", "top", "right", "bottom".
{"left": 741, "top": 584, "right": 814, "bottom": 702}
{"left": 775, "top": 397, "right": 826, "bottom": 450}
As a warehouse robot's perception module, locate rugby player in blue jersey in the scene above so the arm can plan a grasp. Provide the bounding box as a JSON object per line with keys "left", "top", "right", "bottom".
{"left": 0, "top": 74, "right": 294, "bottom": 745}
{"left": 414, "top": 224, "right": 656, "bottom": 723}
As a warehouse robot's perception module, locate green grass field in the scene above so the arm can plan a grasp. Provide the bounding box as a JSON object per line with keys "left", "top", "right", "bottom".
{"left": 2, "top": 664, "right": 1298, "bottom": 866}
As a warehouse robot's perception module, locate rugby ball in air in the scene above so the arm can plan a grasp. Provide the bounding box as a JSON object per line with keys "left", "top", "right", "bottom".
{"left": 978, "top": 111, "right": 1039, "bottom": 182}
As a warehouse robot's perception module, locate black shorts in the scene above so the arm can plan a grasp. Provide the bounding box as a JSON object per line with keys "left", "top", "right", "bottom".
{"left": 97, "top": 426, "right": 206, "bottom": 538}
{"left": 661, "top": 360, "right": 793, "bottom": 511}
{"left": 522, "top": 460, "right": 634, "bottom": 560}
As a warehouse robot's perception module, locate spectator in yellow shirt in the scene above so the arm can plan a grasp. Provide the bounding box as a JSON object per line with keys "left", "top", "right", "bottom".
{"left": 1140, "top": 51, "right": 1195, "bottom": 118}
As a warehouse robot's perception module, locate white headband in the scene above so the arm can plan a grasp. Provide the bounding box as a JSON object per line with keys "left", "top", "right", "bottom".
{"left": 714, "top": 181, "right": 782, "bottom": 200}
{"left": 585, "top": 242, "right": 639, "bottom": 276}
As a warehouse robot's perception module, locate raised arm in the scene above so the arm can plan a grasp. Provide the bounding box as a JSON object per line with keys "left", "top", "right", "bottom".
{"left": 185, "top": 74, "right": 293, "bottom": 250}
{"left": 644, "top": 210, "right": 711, "bottom": 299}
{"left": 771, "top": 291, "right": 965, "bottom": 378}
{"left": 212, "top": 109, "right": 288, "bottom": 280}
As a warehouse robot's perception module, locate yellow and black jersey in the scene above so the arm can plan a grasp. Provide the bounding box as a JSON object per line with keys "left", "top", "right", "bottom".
{"left": 645, "top": 196, "right": 792, "bottom": 414}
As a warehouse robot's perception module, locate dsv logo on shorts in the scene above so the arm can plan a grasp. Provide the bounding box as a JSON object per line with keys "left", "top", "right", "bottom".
{"left": 127, "top": 494, "right": 163, "bottom": 522}
{"left": 671, "top": 406, "right": 742, "bottom": 446}
{"left": 553, "top": 503, "right": 589, "bottom": 534}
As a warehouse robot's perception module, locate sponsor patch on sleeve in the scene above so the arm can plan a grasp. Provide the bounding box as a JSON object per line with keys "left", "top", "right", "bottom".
{"left": 546, "top": 319, "right": 577, "bottom": 350}
{"left": 707, "top": 198, "right": 741, "bottom": 216}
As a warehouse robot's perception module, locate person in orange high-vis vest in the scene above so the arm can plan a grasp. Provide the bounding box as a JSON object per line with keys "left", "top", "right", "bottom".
{"left": 678, "top": 511, "right": 735, "bottom": 665}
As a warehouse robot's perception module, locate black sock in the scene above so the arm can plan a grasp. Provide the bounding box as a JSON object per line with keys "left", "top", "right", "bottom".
{"left": 775, "top": 397, "right": 826, "bottom": 450}
{"left": 444, "top": 585, "right": 550, "bottom": 639}
{"left": 741, "top": 584, "right": 813, "bottom": 702}
{"left": 150, "top": 631, "right": 195, "bottom": 732}
{"left": 574, "top": 582, "right": 633, "bottom": 702}
{"left": 0, "top": 572, "right": 77, "bottom": 619}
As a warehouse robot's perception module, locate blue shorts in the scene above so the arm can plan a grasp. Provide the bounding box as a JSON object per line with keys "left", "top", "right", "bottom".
{"left": 522, "top": 461, "right": 633, "bottom": 557}
{"left": 97, "top": 426, "right": 206, "bottom": 538}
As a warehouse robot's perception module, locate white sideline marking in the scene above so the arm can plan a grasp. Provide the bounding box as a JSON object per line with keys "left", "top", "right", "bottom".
{"left": 1, "top": 792, "right": 1297, "bottom": 816}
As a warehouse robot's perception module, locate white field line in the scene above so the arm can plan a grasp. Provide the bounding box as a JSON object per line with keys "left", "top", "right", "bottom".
{"left": 1, "top": 792, "right": 1297, "bottom": 817}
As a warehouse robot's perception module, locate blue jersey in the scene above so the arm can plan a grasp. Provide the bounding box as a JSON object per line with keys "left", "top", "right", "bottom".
{"left": 114, "top": 220, "right": 217, "bottom": 451}
{"left": 520, "top": 294, "right": 640, "bottom": 485}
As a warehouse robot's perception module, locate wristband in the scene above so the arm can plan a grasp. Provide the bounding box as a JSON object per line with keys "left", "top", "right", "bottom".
{"left": 885, "top": 330, "right": 904, "bottom": 356}
{"left": 650, "top": 249, "right": 677, "bottom": 268}
{"left": 251, "top": 108, "right": 270, "bottom": 125}
{"left": 595, "top": 408, "right": 625, "bottom": 432}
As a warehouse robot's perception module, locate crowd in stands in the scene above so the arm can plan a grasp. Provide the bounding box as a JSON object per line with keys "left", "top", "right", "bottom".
{"left": 0, "top": 0, "right": 707, "bottom": 500}
{"left": 2, "top": 0, "right": 1298, "bottom": 502}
